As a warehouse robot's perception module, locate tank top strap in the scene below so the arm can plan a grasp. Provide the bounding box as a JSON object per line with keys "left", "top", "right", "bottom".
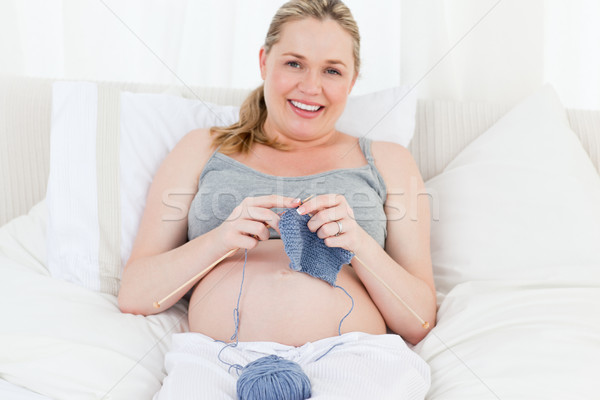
{"left": 358, "top": 136, "right": 375, "bottom": 163}
{"left": 198, "top": 145, "right": 223, "bottom": 182}
{"left": 358, "top": 136, "right": 388, "bottom": 202}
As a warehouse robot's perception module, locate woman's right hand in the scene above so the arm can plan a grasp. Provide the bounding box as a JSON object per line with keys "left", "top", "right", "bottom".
{"left": 213, "top": 195, "right": 301, "bottom": 253}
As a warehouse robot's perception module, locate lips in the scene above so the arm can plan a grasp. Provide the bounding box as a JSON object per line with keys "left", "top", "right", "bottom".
{"left": 289, "top": 100, "right": 323, "bottom": 112}
{"left": 287, "top": 100, "right": 325, "bottom": 119}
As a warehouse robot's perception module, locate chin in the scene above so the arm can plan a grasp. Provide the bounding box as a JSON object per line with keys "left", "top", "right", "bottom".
{"left": 287, "top": 128, "right": 330, "bottom": 142}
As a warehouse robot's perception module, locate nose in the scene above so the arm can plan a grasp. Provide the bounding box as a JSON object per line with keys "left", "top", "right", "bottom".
{"left": 298, "top": 70, "right": 321, "bottom": 95}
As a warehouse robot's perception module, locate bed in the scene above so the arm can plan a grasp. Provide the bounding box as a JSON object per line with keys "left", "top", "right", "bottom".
{"left": 1, "top": 75, "right": 599, "bottom": 399}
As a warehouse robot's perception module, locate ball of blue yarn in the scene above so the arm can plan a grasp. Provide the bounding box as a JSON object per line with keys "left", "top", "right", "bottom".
{"left": 236, "top": 355, "right": 311, "bottom": 400}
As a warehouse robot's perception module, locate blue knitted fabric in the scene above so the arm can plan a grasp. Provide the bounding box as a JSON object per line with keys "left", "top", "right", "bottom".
{"left": 279, "top": 209, "right": 354, "bottom": 286}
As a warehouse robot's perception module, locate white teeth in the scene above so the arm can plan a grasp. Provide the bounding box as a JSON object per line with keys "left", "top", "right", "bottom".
{"left": 291, "top": 100, "right": 321, "bottom": 112}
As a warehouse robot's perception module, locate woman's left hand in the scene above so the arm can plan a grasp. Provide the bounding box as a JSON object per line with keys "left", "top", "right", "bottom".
{"left": 296, "top": 194, "right": 366, "bottom": 252}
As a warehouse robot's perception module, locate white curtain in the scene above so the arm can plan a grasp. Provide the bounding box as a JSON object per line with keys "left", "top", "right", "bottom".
{"left": 1, "top": 0, "right": 599, "bottom": 108}
{"left": 400, "top": 0, "right": 600, "bottom": 108}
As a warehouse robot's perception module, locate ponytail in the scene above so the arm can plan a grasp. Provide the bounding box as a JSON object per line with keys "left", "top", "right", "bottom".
{"left": 210, "top": 84, "right": 284, "bottom": 154}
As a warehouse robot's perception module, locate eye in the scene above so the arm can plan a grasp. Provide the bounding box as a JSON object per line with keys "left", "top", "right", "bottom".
{"left": 326, "top": 68, "right": 341, "bottom": 76}
{"left": 286, "top": 61, "right": 301, "bottom": 69}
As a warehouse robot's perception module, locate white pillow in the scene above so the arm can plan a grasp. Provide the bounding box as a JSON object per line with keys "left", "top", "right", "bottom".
{"left": 336, "top": 85, "right": 416, "bottom": 145}
{"left": 47, "top": 82, "right": 417, "bottom": 295}
{"left": 426, "top": 84, "right": 600, "bottom": 298}
{"left": 47, "top": 82, "right": 103, "bottom": 290}
{"left": 119, "top": 93, "right": 240, "bottom": 267}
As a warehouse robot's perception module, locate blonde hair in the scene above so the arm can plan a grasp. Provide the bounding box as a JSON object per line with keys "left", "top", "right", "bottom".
{"left": 210, "top": 0, "right": 361, "bottom": 154}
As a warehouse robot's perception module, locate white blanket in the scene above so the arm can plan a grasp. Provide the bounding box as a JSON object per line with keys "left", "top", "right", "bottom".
{"left": 0, "top": 379, "right": 53, "bottom": 400}
{"left": 155, "top": 331, "right": 430, "bottom": 400}
{"left": 2, "top": 202, "right": 600, "bottom": 399}
{"left": 414, "top": 279, "right": 600, "bottom": 399}
{"left": 0, "top": 202, "right": 189, "bottom": 400}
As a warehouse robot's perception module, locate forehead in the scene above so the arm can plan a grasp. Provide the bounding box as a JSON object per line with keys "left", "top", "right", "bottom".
{"left": 271, "top": 18, "right": 354, "bottom": 64}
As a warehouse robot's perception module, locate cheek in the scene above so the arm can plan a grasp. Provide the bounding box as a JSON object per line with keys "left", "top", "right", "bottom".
{"left": 269, "top": 70, "right": 295, "bottom": 94}
{"left": 263, "top": 75, "right": 287, "bottom": 111}
{"left": 326, "top": 82, "right": 351, "bottom": 107}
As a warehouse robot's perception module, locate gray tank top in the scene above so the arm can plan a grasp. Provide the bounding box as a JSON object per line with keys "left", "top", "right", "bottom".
{"left": 188, "top": 137, "right": 388, "bottom": 247}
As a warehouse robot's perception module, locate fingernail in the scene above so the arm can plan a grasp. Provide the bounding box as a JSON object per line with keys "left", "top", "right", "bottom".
{"left": 293, "top": 198, "right": 301, "bottom": 203}
{"left": 296, "top": 207, "right": 305, "bottom": 215}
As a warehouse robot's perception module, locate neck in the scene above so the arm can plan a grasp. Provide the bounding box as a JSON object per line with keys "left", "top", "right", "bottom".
{"left": 262, "top": 121, "right": 341, "bottom": 151}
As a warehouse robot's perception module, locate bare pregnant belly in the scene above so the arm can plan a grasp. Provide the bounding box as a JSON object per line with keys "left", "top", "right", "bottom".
{"left": 188, "top": 240, "right": 386, "bottom": 346}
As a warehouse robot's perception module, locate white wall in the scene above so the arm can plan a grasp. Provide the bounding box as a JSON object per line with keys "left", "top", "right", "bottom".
{"left": 1, "top": 0, "right": 598, "bottom": 108}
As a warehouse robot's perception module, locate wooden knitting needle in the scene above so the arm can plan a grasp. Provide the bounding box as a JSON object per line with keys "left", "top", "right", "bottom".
{"left": 352, "top": 254, "right": 430, "bottom": 329}
{"left": 153, "top": 195, "right": 314, "bottom": 309}
{"left": 153, "top": 248, "right": 238, "bottom": 308}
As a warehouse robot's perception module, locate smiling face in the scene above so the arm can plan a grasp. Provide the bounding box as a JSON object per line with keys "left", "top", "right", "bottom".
{"left": 260, "top": 17, "right": 358, "bottom": 146}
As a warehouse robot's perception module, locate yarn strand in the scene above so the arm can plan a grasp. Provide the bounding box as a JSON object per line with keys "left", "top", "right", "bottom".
{"left": 333, "top": 284, "right": 354, "bottom": 336}
{"left": 216, "top": 249, "right": 248, "bottom": 375}
{"left": 215, "top": 248, "right": 312, "bottom": 400}
{"left": 231, "top": 248, "right": 247, "bottom": 342}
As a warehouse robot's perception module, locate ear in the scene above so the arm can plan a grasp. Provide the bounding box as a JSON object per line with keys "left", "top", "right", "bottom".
{"left": 259, "top": 47, "right": 267, "bottom": 80}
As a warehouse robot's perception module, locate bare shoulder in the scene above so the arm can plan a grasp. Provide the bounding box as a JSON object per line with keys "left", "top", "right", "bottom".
{"left": 175, "top": 127, "right": 214, "bottom": 162}
{"left": 370, "top": 140, "right": 422, "bottom": 187}
{"left": 162, "top": 128, "right": 215, "bottom": 181}
{"left": 183, "top": 127, "right": 214, "bottom": 146}
{"left": 370, "top": 140, "right": 411, "bottom": 162}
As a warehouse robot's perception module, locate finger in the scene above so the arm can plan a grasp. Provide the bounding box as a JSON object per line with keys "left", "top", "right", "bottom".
{"left": 243, "top": 195, "right": 301, "bottom": 209}
{"left": 236, "top": 234, "right": 260, "bottom": 250}
{"left": 306, "top": 206, "right": 343, "bottom": 232}
{"left": 316, "top": 220, "right": 343, "bottom": 239}
{"left": 296, "top": 194, "right": 342, "bottom": 216}
{"left": 222, "top": 223, "right": 260, "bottom": 250}
{"left": 244, "top": 206, "right": 281, "bottom": 228}
{"left": 237, "top": 220, "right": 271, "bottom": 241}
{"left": 323, "top": 236, "right": 349, "bottom": 251}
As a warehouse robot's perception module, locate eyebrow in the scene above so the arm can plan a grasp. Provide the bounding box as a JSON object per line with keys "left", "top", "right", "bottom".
{"left": 282, "top": 52, "right": 347, "bottom": 68}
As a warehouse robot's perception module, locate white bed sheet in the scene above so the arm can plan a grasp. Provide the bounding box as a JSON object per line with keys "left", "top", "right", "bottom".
{"left": 414, "top": 278, "right": 600, "bottom": 399}
{"left": 0, "top": 202, "right": 189, "bottom": 400}
{"left": 2, "top": 201, "right": 600, "bottom": 400}
{"left": 0, "top": 379, "right": 53, "bottom": 400}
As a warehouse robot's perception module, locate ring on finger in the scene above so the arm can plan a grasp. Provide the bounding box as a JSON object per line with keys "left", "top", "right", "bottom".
{"left": 335, "top": 220, "right": 343, "bottom": 236}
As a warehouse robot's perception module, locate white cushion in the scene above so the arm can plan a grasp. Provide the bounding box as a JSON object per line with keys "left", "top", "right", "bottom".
{"left": 119, "top": 93, "right": 239, "bottom": 267}
{"left": 46, "top": 82, "right": 417, "bottom": 294}
{"left": 336, "top": 85, "right": 416, "bottom": 145}
{"left": 426, "top": 84, "right": 600, "bottom": 298}
{"left": 47, "top": 82, "right": 102, "bottom": 290}
{"left": 414, "top": 281, "right": 600, "bottom": 398}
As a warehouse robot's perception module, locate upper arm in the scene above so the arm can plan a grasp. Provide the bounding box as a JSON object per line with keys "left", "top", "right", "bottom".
{"left": 371, "top": 141, "right": 435, "bottom": 293}
{"left": 126, "top": 128, "right": 214, "bottom": 265}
